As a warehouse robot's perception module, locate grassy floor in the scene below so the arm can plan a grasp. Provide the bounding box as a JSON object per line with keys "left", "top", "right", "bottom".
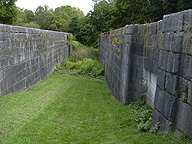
{"left": 0, "top": 73, "right": 191, "bottom": 144}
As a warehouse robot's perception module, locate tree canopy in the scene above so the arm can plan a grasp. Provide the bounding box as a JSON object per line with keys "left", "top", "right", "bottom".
{"left": 0, "top": 0, "right": 18, "bottom": 24}
{"left": 0, "top": 0, "right": 192, "bottom": 47}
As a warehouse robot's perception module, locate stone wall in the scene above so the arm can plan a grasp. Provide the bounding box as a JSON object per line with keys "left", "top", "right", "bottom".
{"left": 99, "top": 9, "right": 192, "bottom": 138}
{"left": 0, "top": 24, "right": 72, "bottom": 96}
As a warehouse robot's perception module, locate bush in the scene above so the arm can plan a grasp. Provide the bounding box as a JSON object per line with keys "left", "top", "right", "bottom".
{"left": 78, "top": 58, "right": 104, "bottom": 77}
{"left": 22, "top": 22, "right": 40, "bottom": 29}
{"left": 62, "top": 58, "right": 104, "bottom": 78}
{"left": 72, "top": 41, "right": 80, "bottom": 51}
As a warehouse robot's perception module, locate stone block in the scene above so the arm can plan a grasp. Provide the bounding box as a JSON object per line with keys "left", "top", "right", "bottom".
{"left": 171, "top": 33, "right": 183, "bottom": 53}
{"left": 161, "top": 12, "right": 184, "bottom": 32}
{"left": 157, "top": 69, "right": 166, "bottom": 89}
{"left": 159, "top": 115, "right": 175, "bottom": 132}
{"left": 0, "top": 24, "right": 6, "bottom": 32}
{"left": 12, "top": 26, "right": 27, "bottom": 33}
{"left": 181, "top": 55, "right": 192, "bottom": 79}
{"left": 165, "top": 73, "right": 178, "bottom": 95}
{"left": 176, "top": 101, "right": 192, "bottom": 139}
{"left": 158, "top": 50, "right": 169, "bottom": 70}
{"left": 151, "top": 60, "right": 158, "bottom": 75}
{"left": 188, "top": 82, "right": 192, "bottom": 107}
{"left": 125, "top": 24, "right": 138, "bottom": 35}
{"left": 166, "top": 52, "right": 180, "bottom": 73}
{"left": 183, "top": 9, "right": 192, "bottom": 28}
{"left": 125, "top": 91, "right": 144, "bottom": 104}
{"left": 151, "top": 108, "right": 161, "bottom": 129}
{"left": 161, "top": 92, "right": 177, "bottom": 122}
{"left": 154, "top": 87, "right": 164, "bottom": 111}
{"left": 161, "top": 32, "right": 174, "bottom": 51}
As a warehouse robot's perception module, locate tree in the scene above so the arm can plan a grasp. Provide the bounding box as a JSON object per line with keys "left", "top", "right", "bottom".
{"left": 163, "top": 0, "right": 178, "bottom": 14}
{"left": 143, "top": 0, "right": 164, "bottom": 22}
{"left": 13, "top": 7, "right": 25, "bottom": 26}
{"left": 177, "top": 0, "right": 192, "bottom": 11}
{"left": 35, "top": 5, "right": 54, "bottom": 30}
{"left": 0, "top": 0, "right": 18, "bottom": 24}
{"left": 48, "top": 15, "right": 68, "bottom": 32}
{"left": 24, "top": 9, "right": 35, "bottom": 23}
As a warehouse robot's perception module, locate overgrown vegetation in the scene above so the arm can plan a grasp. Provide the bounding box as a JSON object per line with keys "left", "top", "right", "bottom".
{"left": 61, "top": 58, "right": 104, "bottom": 78}
{"left": 56, "top": 41, "right": 104, "bottom": 78}
{"left": 0, "top": 74, "right": 191, "bottom": 143}
{"left": 70, "top": 42, "right": 99, "bottom": 62}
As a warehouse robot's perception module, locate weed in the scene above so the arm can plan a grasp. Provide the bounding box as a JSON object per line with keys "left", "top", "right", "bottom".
{"left": 128, "top": 102, "right": 153, "bottom": 132}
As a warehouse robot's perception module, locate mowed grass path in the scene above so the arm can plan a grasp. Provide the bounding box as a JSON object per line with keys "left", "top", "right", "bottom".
{"left": 0, "top": 74, "right": 190, "bottom": 144}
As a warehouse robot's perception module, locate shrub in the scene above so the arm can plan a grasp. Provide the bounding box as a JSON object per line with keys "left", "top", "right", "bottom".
{"left": 72, "top": 41, "right": 80, "bottom": 51}
{"left": 61, "top": 58, "right": 104, "bottom": 78}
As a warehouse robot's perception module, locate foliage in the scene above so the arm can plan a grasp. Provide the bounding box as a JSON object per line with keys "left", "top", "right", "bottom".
{"left": 137, "top": 110, "right": 153, "bottom": 132}
{"left": 14, "top": 5, "right": 84, "bottom": 33}
{"left": 22, "top": 21, "right": 40, "bottom": 29}
{"left": 128, "top": 102, "right": 153, "bottom": 132}
{"left": 0, "top": 0, "right": 18, "bottom": 24}
{"left": 72, "top": 41, "right": 80, "bottom": 51}
{"left": 63, "top": 58, "right": 104, "bottom": 78}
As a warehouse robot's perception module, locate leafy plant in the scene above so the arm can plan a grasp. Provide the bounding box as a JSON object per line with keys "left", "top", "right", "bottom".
{"left": 137, "top": 110, "right": 153, "bottom": 132}
{"left": 61, "top": 58, "right": 104, "bottom": 78}
{"left": 72, "top": 41, "right": 80, "bottom": 51}
{"left": 128, "top": 102, "right": 153, "bottom": 132}
{"left": 150, "top": 122, "right": 160, "bottom": 133}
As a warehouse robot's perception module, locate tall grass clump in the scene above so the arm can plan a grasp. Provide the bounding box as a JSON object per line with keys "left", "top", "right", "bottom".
{"left": 70, "top": 42, "right": 98, "bottom": 62}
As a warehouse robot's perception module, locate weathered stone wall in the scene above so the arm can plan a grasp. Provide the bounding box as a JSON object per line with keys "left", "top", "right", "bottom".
{"left": 0, "top": 24, "right": 72, "bottom": 96}
{"left": 99, "top": 9, "right": 192, "bottom": 138}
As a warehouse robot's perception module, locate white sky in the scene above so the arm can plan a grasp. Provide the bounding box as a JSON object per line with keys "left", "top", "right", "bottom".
{"left": 16, "top": 0, "right": 94, "bottom": 15}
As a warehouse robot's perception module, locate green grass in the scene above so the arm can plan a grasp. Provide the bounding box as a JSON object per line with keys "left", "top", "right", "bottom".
{"left": 0, "top": 74, "right": 191, "bottom": 144}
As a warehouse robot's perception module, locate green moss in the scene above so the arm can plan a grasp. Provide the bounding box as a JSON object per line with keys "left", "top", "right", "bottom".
{"left": 117, "top": 55, "right": 122, "bottom": 60}
{"left": 143, "top": 24, "right": 146, "bottom": 35}
{"left": 122, "top": 27, "right": 126, "bottom": 35}
{"left": 185, "top": 34, "right": 192, "bottom": 53}
{"left": 39, "top": 42, "right": 43, "bottom": 46}
{"left": 109, "top": 33, "right": 112, "bottom": 42}
{"left": 159, "top": 32, "right": 163, "bottom": 50}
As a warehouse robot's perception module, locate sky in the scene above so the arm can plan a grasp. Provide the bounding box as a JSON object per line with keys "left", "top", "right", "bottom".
{"left": 16, "top": 0, "right": 94, "bottom": 15}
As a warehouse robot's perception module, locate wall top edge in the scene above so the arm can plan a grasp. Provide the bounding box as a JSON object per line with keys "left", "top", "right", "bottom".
{"left": 0, "top": 23, "right": 70, "bottom": 34}
{"left": 163, "top": 9, "right": 192, "bottom": 19}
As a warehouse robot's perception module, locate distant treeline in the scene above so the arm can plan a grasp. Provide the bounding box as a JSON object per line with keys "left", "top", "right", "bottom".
{"left": 1, "top": 0, "right": 192, "bottom": 47}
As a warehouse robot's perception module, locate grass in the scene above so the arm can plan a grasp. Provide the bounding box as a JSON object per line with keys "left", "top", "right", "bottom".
{"left": 0, "top": 73, "right": 191, "bottom": 144}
